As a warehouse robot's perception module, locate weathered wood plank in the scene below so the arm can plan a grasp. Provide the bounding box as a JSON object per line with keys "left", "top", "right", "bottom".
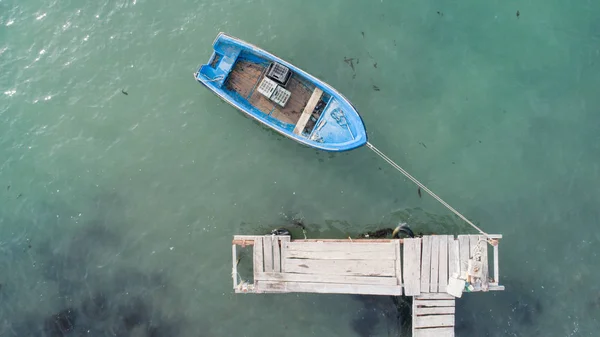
{"left": 403, "top": 238, "right": 421, "bottom": 296}
{"left": 285, "top": 249, "right": 396, "bottom": 260}
{"left": 439, "top": 235, "right": 449, "bottom": 293}
{"left": 415, "top": 306, "right": 456, "bottom": 315}
{"left": 493, "top": 243, "right": 499, "bottom": 284}
{"left": 294, "top": 87, "right": 323, "bottom": 135}
{"left": 284, "top": 258, "right": 395, "bottom": 277}
{"left": 232, "top": 244, "right": 238, "bottom": 289}
{"left": 263, "top": 235, "right": 274, "bottom": 272}
{"left": 254, "top": 272, "right": 397, "bottom": 286}
{"left": 413, "top": 315, "right": 454, "bottom": 328}
{"left": 414, "top": 293, "right": 455, "bottom": 300}
{"left": 458, "top": 235, "right": 470, "bottom": 277}
{"left": 253, "top": 237, "right": 264, "bottom": 275}
{"left": 413, "top": 300, "right": 455, "bottom": 307}
{"left": 394, "top": 240, "right": 402, "bottom": 288}
{"left": 430, "top": 236, "right": 440, "bottom": 292}
{"left": 413, "top": 327, "right": 454, "bottom": 337}
{"left": 448, "top": 237, "right": 459, "bottom": 280}
{"left": 273, "top": 237, "right": 281, "bottom": 272}
{"left": 257, "top": 280, "right": 403, "bottom": 295}
{"left": 285, "top": 241, "right": 396, "bottom": 253}
{"left": 279, "top": 236, "right": 290, "bottom": 272}
{"left": 469, "top": 235, "right": 479, "bottom": 259}
{"left": 479, "top": 235, "right": 488, "bottom": 290}
{"left": 421, "top": 236, "right": 432, "bottom": 292}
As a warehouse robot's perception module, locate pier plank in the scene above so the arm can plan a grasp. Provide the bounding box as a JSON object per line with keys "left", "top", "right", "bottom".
{"left": 257, "top": 280, "right": 402, "bottom": 296}
{"left": 285, "top": 249, "right": 395, "bottom": 260}
{"left": 448, "top": 237, "right": 459, "bottom": 279}
{"left": 263, "top": 235, "right": 274, "bottom": 272}
{"left": 414, "top": 327, "right": 454, "bottom": 337}
{"left": 415, "top": 293, "right": 455, "bottom": 300}
{"left": 254, "top": 272, "right": 397, "bottom": 286}
{"left": 469, "top": 235, "right": 479, "bottom": 258}
{"left": 284, "top": 241, "right": 395, "bottom": 254}
{"left": 232, "top": 244, "right": 238, "bottom": 288}
{"left": 402, "top": 238, "right": 421, "bottom": 296}
{"left": 253, "top": 237, "right": 264, "bottom": 275}
{"left": 273, "top": 237, "right": 282, "bottom": 272}
{"left": 421, "top": 236, "right": 432, "bottom": 292}
{"left": 430, "top": 236, "right": 440, "bottom": 292}
{"left": 403, "top": 238, "right": 421, "bottom": 296}
{"left": 394, "top": 240, "right": 402, "bottom": 287}
{"left": 479, "top": 235, "right": 489, "bottom": 290}
{"left": 284, "top": 258, "right": 395, "bottom": 277}
{"left": 493, "top": 243, "right": 499, "bottom": 284}
{"left": 414, "top": 300, "right": 455, "bottom": 307}
{"left": 439, "top": 235, "right": 449, "bottom": 293}
{"left": 415, "top": 306, "right": 455, "bottom": 315}
{"left": 413, "top": 315, "right": 454, "bottom": 328}
{"left": 458, "top": 235, "right": 469, "bottom": 277}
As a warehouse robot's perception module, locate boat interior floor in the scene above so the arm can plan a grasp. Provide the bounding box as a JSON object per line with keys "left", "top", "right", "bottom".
{"left": 225, "top": 60, "right": 315, "bottom": 125}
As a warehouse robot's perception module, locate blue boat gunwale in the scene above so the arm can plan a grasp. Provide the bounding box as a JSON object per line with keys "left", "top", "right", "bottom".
{"left": 195, "top": 32, "right": 368, "bottom": 152}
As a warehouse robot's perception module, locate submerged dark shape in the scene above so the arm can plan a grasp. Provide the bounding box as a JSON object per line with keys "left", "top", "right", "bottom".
{"left": 118, "top": 297, "right": 150, "bottom": 331}
{"left": 351, "top": 295, "right": 408, "bottom": 336}
{"left": 271, "top": 228, "right": 292, "bottom": 237}
{"left": 372, "top": 85, "right": 380, "bottom": 91}
{"left": 291, "top": 219, "right": 306, "bottom": 230}
{"left": 44, "top": 308, "right": 78, "bottom": 337}
{"left": 512, "top": 298, "right": 543, "bottom": 325}
{"left": 358, "top": 228, "right": 393, "bottom": 238}
{"left": 147, "top": 322, "right": 180, "bottom": 337}
{"left": 392, "top": 224, "right": 415, "bottom": 239}
{"left": 516, "top": 10, "right": 520, "bottom": 18}
{"left": 344, "top": 57, "right": 355, "bottom": 71}
{"left": 121, "top": 89, "right": 128, "bottom": 95}
{"left": 417, "top": 187, "right": 422, "bottom": 198}
{"left": 351, "top": 306, "right": 380, "bottom": 337}
{"left": 81, "top": 292, "right": 109, "bottom": 321}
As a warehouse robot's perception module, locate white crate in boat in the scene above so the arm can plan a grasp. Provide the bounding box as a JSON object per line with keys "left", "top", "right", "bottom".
{"left": 257, "top": 77, "right": 278, "bottom": 98}
{"left": 270, "top": 86, "right": 291, "bottom": 107}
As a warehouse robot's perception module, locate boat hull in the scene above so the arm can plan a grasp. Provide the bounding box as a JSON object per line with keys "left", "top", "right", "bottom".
{"left": 194, "top": 32, "right": 367, "bottom": 152}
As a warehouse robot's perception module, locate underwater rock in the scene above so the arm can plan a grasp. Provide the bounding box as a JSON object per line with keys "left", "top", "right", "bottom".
{"left": 43, "top": 307, "right": 77, "bottom": 337}
{"left": 357, "top": 228, "right": 393, "bottom": 239}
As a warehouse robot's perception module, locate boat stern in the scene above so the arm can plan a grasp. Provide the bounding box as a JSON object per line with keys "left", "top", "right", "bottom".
{"left": 195, "top": 34, "right": 243, "bottom": 88}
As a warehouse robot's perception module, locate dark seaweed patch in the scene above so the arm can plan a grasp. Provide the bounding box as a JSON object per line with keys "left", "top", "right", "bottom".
{"left": 351, "top": 295, "right": 411, "bottom": 336}
{"left": 3, "top": 194, "right": 191, "bottom": 337}
{"left": 43, "top": 308, "right": 78, "bottom": 337}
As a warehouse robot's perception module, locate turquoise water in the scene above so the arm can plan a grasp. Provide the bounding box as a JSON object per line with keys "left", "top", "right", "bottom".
{"left": 1, "top": 0, "right": 599, "bottom": 335}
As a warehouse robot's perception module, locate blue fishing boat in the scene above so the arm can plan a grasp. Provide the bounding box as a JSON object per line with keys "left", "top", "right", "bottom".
{"left": 194, "top": 32, "right": 367, "bottom": 152}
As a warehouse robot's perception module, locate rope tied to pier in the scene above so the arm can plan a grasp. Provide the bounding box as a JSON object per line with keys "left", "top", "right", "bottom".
{"left": 366, "top": 142, "right": 493, "bottom": 242}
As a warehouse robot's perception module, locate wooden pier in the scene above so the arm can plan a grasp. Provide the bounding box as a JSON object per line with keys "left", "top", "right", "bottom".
{"left": 232, "top": 234, "right": 504, "bottom": 337}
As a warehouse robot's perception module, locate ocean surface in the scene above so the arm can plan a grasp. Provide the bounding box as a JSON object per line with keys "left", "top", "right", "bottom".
{"left": 1, "top": 0, "right": 599, "bottom": 336}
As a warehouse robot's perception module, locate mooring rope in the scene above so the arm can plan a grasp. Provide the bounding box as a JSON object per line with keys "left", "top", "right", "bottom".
{"left": 366, "top": 142, "right": 491, "bottom": 239}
